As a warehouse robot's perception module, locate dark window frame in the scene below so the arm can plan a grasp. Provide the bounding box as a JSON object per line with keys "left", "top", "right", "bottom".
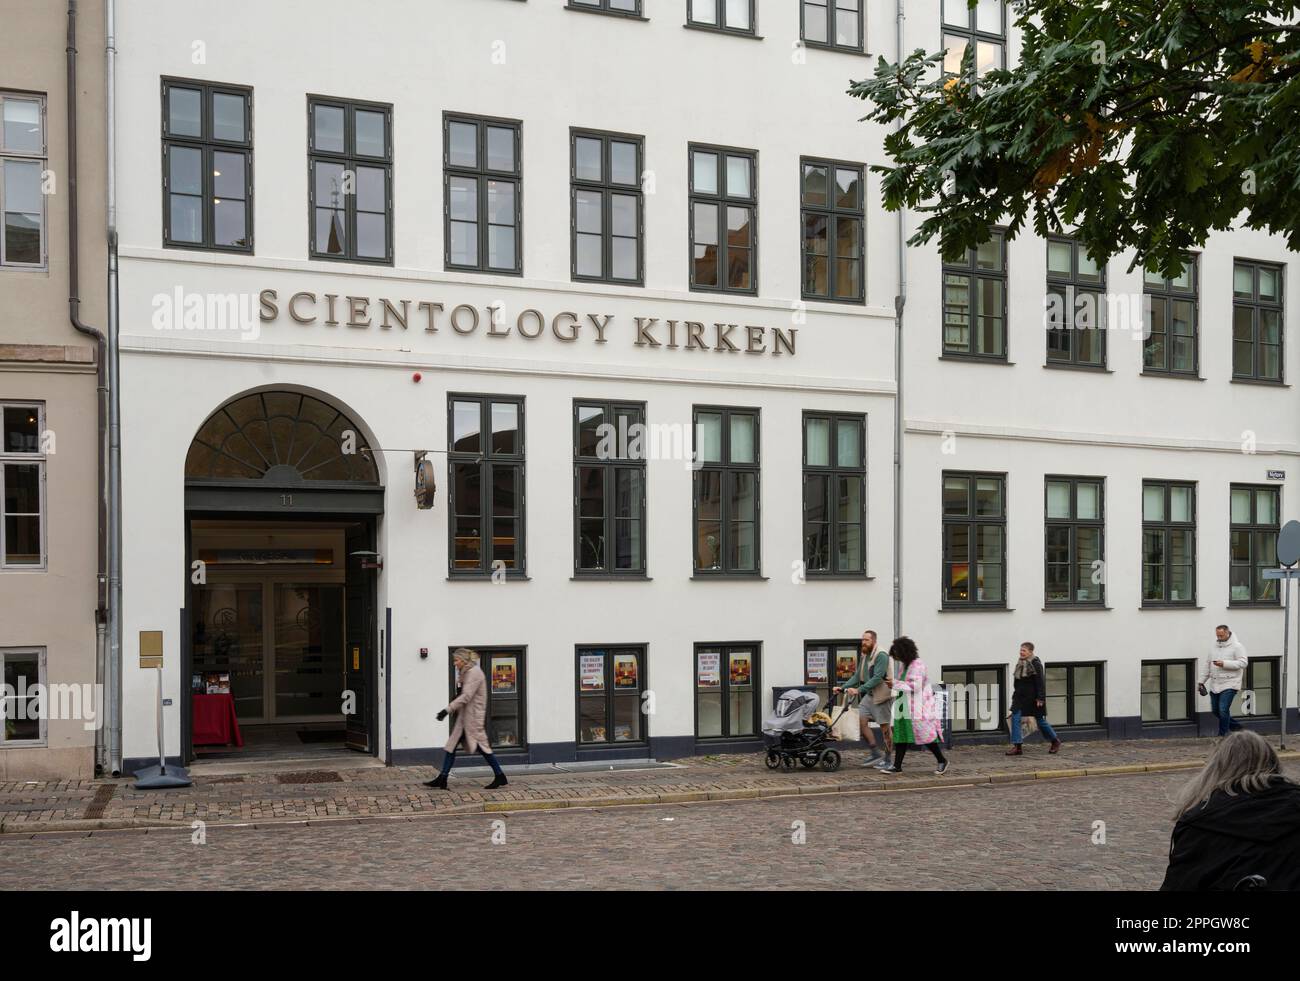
{"left": 575, "top": 644, "right": 649, "bottom": 745}
{"left": 801, "top": 411, "right": 866, "bottom": 576}
{"left": 692, "top": 405, "right": 762, "bottom": 576}
{"left": 1142, "top": 255, "right": 1199, "bottom": 376}
{"left": 1245, "top": 656, "right": 1281, "bottom": 718}
{"left": 570, "top": 128, "right": 645, "bottom": 286}
{"left": 942, "top": 229, "right": 1007, "bottom": 360}
{"left": 567, "top": 0, "right": 646, "bottom": 17}
{"left": 447, "top": 646, "right": 528, "bottom": 752}
{"left": 1229, "top": 483, "right": 1281, "bottom": 607}
{"left": 1044, "top": 475, "right": 1106, "bottom": 608}
{"left": 442, "top": 112, "right": 523, "bottom": 276}
{"left": 1044, "top": 660, "right": 1106, "bottom": 729}
{"left": 799, "top": 0, "right": 864, "bottom": 53}
{"left": 160, "top": 77, "right": 254, "bottom": 254}
{"left": 693, "top": 641, "right": 762, "bottom": 740}
{"left": 799, "top": 156, "right": 865, "bottom": 304}
{"left": 803, "top": 639, "right": 861, "bottom": 711}
{"left": 573, "top": 399, "right": 648, "bottom": 578}
{"left": 1045, "top": 235, "right": 1107, "bottom": 369}
{"left": 1141, "top": 479, "right": 1197, "bottom": 607}
{"left": 306, "top": 94, "right": 394, "bottom": 265}
{"left": 1140, "top": 658, "right": 1195, "bottom": 724}
{"left": 941, "top": 470, "right": 1008, "bottom": 609}
{"left": 447, "top": 393, "right": 526, "bottom": 579}
{"left": 686, "top": 0, "right": 757, "bottom": 35}
{"left": 940, "top": 664, "right": 1007, "bottom": 734}
{"left": 688, "top": 143, "right": 758, "bottom": 296}
{"left": 941, "top": 0, "right": 1007, "bottom": 83}
{"left": 1231, "top": 259, "right": 1285, "bottom": 383}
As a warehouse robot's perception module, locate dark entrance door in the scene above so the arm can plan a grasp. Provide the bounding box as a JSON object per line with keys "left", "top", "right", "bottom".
{"left": 344, "top": 520, "right": 376, "bottom": 752}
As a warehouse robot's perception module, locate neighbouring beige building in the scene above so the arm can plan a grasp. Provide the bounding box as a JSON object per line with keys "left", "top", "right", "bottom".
{"left": 0, "top": 0, "right": 105, "bottom": 779}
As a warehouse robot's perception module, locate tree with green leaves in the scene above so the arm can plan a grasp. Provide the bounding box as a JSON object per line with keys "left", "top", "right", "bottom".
{"left": 851, "top": 1, "right": 1300, "bottom": 275}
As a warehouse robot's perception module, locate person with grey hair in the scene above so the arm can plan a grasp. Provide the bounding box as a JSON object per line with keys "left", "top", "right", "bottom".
{"left": 1160, "top": 731, "right": 1300, "bottom": 891}
{"left": 424, "top": 647, "right": 508, "bottom": 791}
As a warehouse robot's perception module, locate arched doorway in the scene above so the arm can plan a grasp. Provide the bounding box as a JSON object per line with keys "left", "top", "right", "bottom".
{"left": 182, "top": 391, "right": 384, "bottom": 762}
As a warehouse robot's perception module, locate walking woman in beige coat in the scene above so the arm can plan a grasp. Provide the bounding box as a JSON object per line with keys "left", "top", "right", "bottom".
{"left": 424, "top": 648, "right": 509, "bottom": 790}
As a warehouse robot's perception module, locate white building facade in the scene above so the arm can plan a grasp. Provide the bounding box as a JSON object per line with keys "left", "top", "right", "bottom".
{"left": 111, "top": 0, "right": 1296, "bottom": 771}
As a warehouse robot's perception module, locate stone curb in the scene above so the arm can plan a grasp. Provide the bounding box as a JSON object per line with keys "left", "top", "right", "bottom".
{"left": 5, "top": 752, "right": 1298, "bottom": 836}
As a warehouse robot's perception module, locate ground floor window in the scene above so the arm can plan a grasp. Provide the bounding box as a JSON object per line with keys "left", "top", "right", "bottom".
{"left": 803, "top": 639, "right": 858, "bottom": 710}
{"left": 450, "top": 647, "right": 526, "bottom": 751}
{"left": 940, "top": 665, "right": 1004, "bottom": 733}
{"left": 0, "top": 647, "right": 44, "bottom": 744}
{"left": 1244, "top": 657, "right": 1279, "bottom": 717}
{"left": 1141, "top": 659, "right": 1193, "bottom": 723}
{"left": 577, "top": 645, "right": 645, "bottom": 744}
{"left": 1044, "top": 661, "right": 1103, "bottom": 727}
{"left": 695, "top": 643, "right": 759, "bottom": 738}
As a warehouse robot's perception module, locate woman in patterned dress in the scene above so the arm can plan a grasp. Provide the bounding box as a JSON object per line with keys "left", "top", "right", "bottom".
{"left": 879, "top": 636, "right": 949, "bottom": 775}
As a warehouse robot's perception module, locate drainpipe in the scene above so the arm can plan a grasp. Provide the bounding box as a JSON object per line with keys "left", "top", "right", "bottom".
{"left": 66, "top": 0, "right": 110, "bottom": 776}
{"left": 891, "top": 0, "right": 907, "bottom": 639}
{"left": 105, "top": 0, "right": 123, "bottom": 777}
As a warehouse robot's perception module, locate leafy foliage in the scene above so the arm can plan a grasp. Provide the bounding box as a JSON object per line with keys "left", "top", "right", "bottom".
{"left": 850, "top": 1, "right": 1300, "bottom": 275}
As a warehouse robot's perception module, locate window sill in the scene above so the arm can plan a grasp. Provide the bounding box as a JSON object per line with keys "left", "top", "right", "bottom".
{"left": 1230, "top": 377, "right": 1290, "bottom": 388}
{"left": 570, "top": 575, "right": 653, "bottom": 582}
{"left": 1041, "top": 605, "right": 1111, "bottom": 611}
{"left": 940, "top": 354, "right": 1014, "bottom": 366}
{"left": 692, "top": 574, "right": 769, "bottom": 581}
{"left": 1228, "top": 601, "right": 1282, "bottom": 609}
{"left": 1044, "top": 362, "right": 1112, "bottom": 374}
{"left": 799, "top": 39, "right": 870, "bottom": 57}
{"left": 565, "top": 4, "right": 648, "bottom": 20}
{"left": 445, "top": 575, "right": 532, "bottom": 582}
{"left": 800, "top": 293, "right": 866, "bottom": 306}
{"left": 937, "top": 606, "right": 1014, "bottom": 613}
{"left": 1141, "top": 370, "right": 1204, "bottom": 381}
{"left": 684, "top": 23, "right": 762, "bottom": 40}
{"left": 1138, "top": 604, "right": 1203, "bottom": 610}
{"left": 804, "top": 574, "right": 877, "bottom": 581}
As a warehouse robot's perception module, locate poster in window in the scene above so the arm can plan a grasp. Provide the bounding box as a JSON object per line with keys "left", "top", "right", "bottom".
{"left": 835, "top": 650, "right": 857, "bottom": 683}
{"left": 204, "top": 671, "right": 231, "bottom": 695}
{"left": 491, "top": 656, "right": 517, "bottom": 694}
{"left": 729, "top": 651, "right": 752, "bottom": 686}
{"left": 580, "top": 653, "right": 605, "bottom": 691}
{"left": 697, "top": 651, "right": 721, "bottom": 688}
{"left": 806, "top": 647, "right": 828, "bottom": 685}
{"left": 613, "top": 724, "right": 634, "bottom": 741}
{"left": 613, "top": 653, "right": 638, "bottom": 689}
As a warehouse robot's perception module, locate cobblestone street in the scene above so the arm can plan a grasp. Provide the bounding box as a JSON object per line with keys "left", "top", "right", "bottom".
{"left": 7, "top": 765, "right": 1285, "bottom": 890}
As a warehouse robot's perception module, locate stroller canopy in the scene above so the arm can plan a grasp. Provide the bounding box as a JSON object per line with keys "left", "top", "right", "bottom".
{"left": 762, "top": 689, "right": 820, "bottom": 735}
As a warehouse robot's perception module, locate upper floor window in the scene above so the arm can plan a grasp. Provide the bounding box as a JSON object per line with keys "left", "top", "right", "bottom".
{"left": 1, "top": 402, "right": 44, "bottom": 568}
{"left": 1045, "top": 476, "right": 1104, "bottom": 606}
{"left": 1046, "top": 236, "right": 1106, "bottom": 369}
{"left": 444, "top": 114, "right": 522, "bottom": 275}
{"left": 449, "top": 395, "right": 524, "bottom": 577}
{"left": 942, "top": 0, "right": 1006, "bottom": 81}
{"left": 1, "top": 92, "right": 46, "bottom": 267}
{"left": 689, "top": 145, "right": 756, "bottom": 294}
{"left": 571, "top": 129, "right": 643, "bottom": 285}
{"left": 694, "top": 406, "right": 760, "bottom": 575}
{"left": 1143, "top": 256, "right": 1198, "bottom": 376}
{"left": 308, "top": 96, "right": 392, "bottom": 264}
{"left": 800, "top": 158, "right": 864, "bottom": 303}
{"left": 943, "top": 230, "right": 1006, "bottom": 359}
{"left": 942, "top": 472, "right": 1006, "bottom": 608}
{"left": 1141, "top": 480, "right": 1196, "bottom": 606}
{"left": 1230, "top": 484, "right": 1280, "bottom": 605}
{"left": 1232, "top": 260, "right": 1284, "bottom": 382}
{"left": 688, "top": 0, "right": 755, "bottom": 34}
{"left": 574, "top": 400, "right": 647, "bottom": 576}
{"left": 801, "top": 0, "right": 863, "bottom": 52}
{"left": 802, "top": 412, "right": 866, "bottom": 575}
{"left": 568, "top": 0, "right": 643, "bottom": 17}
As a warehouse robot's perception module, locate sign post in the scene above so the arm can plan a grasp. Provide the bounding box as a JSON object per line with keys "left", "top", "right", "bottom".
{"left": 133, "top": 630, "right": 193, "bottom": 789}
{"left": 1268, "top": 521, "right": 1300, "bottom": 749}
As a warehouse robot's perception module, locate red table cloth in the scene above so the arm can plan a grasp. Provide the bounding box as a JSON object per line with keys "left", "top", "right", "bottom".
{"left": 191, "top": 693, "right": 243, "bottom": 747}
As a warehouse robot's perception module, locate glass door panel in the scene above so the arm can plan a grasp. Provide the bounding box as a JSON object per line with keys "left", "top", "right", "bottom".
{"left": 272, "top": 584, "right": 344, "bottom": 718}
{"left": 192, "top": 584, "right": 265, "bottom": 720}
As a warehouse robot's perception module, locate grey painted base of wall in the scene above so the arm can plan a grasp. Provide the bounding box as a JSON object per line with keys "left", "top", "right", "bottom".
{"left": 391, "top": 737, "right": 700, "bottom": 769}
{"left": 951, "top": 709, "right": 1300, "bottom": 746}
{"left": 122, "top": 755, "right": 186, "bottom": 776}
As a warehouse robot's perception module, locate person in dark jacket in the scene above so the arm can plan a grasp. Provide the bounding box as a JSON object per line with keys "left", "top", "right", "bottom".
{"left": 1005, "top": 642, "right": 1061, "bottom": 756}
{"left": 1161, "top": 730, "right": 1300, "bottom": 891}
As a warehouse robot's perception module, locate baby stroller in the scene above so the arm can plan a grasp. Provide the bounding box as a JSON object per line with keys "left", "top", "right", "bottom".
{"left": 761, "top": 689, "right": 848, "bottom": 772}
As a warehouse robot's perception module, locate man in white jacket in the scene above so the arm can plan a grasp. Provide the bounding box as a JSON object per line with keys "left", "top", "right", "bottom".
{"left": 1200, "top": 625, "right": 1248, "bottom": 736}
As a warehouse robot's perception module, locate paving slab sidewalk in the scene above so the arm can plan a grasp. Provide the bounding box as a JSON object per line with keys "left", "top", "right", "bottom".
{"left": 0, "top": 736, "right": 1293, "bottom": 835}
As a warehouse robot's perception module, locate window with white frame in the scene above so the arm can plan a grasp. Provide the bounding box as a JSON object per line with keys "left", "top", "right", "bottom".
{"left": 1, "top": 92, "right": 46, "bottom": 267}
{"left": 1, "top": 648, "right": 45, "bottom": 744}
{"left": 2, "top": 402, "right": 44, "bottom": 568}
